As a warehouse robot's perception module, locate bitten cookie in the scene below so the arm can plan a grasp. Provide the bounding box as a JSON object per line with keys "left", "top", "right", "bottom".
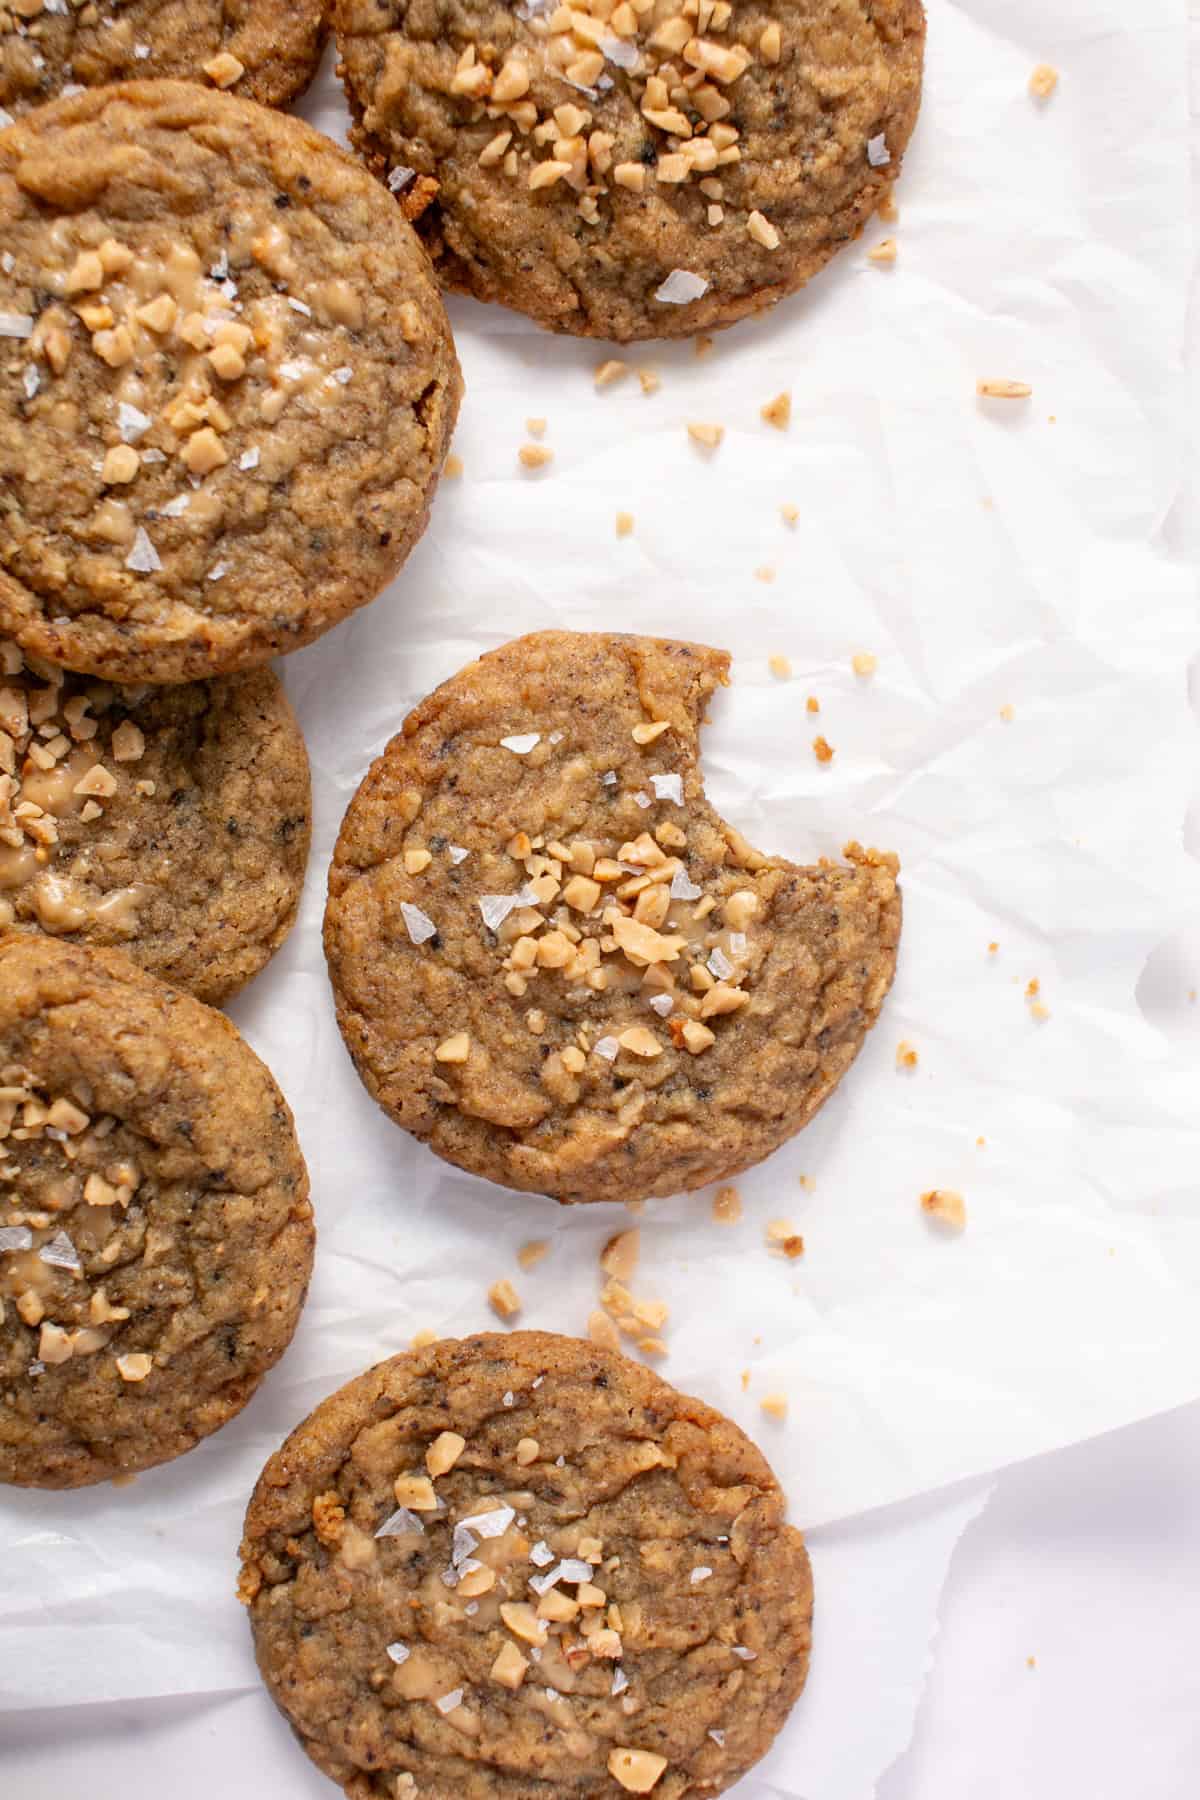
{"left": 0, "top": 0, "right": 326, "bottom": 118}
{"left": 324, "top": 631, "right": 900, "bottom": 1205}
{"left": 335, "top": 0, "right": 925, "bottom": 340}
{"left": 0, "top": 639, "right": 310, "bottom": 1003}
{"left": 0, "top": 81, "right": 462, "bottom": 683}
{"left": 0, "top": 934, "right": 314, "bottom": 1488}
{"left": 239, "top": 1330, "right": 813, "bottom": 1799}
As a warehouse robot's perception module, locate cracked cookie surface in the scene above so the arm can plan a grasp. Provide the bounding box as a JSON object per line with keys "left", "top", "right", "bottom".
{"left": 239, "top": 1330, "right": 813, "bottom": 1799}
{"left": 0, "top": 933, "right": 313, "bottom": 1487}
{"left": 324, "top": 630, "right": 901, "bottom": 1206}
{"left": 0, "top": 639, "right": 310, "bottom": 1002}
{"left": 0, "top": 81, "right": 462, "bottom": 683}
{"left": 0, "top": 0, "right": 326, "bottom": 118}
{"left": 335, "top": 0, "right": 925, "bottom": 340}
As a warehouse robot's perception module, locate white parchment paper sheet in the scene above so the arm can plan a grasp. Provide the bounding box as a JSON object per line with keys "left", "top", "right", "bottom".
{"left": 1, "top": 7, "right": 1196, "bottom": 1799}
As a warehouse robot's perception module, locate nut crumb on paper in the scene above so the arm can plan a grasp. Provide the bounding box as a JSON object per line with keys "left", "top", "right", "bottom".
{"left": 851, "top": 651, "right": 878, "bottom": 678}
{"left": 868, "top": 238, "right": 897, "bottom": 265}
{"left": 760, "top": 392, "right": 791, "bottom": 430}
{"left": 616, "top": 511, "right": 634, "bottom": 537}
{"left": 518, "top": 444, "right": 553, "bottom": 470}
{"left": 1029, "top": 64, "right": 1059, "bottom": 100}
{"left": 921, "top": 1189, "right": 967, "bottom": 1232}
{"left": 687, "top": 422, "right": 724, "bottom": 450}
{"left": 712, "top": 1185, "right": 742, "bottom": 1225}
{"left": 896, "top": 1039, "right": 919, "bottom": 1070}
{"left": 780, "top": 503, "right": 799, "bottom": 527}
{"left": 761, "top": 1393, "right": 788, "bottom": 1421}
{"left": 812, "top": 735, "right": 835, "bottom": 764}
{"left": 488, "top": 1278, "right": 522, "bottom": 1320}
{"left": 977, "top": 379, "right": 1033, "bottom": 400}
{"left": 518, "top": 1240, "right": 548, "bottom": 1271}
{"left": 754, "top": 565, "right": 776, "bottom": 584}
{"left": 769, "top": 654, "right": 792, "bottom": 680}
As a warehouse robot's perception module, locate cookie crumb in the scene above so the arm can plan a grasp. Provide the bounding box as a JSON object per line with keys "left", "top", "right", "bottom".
{"left": 760, "top": 391, "right": 791, "bottom": 430}
{"left": 488, "top": 1278, "right": 522, "bottom": 1321}
{"left": 851, "top": 651, "right": 878, "bottom": 678}
{"left": 896, "top": 1039, "right": 919, "bottom": 1070}
{"left": 616, "top": 511, "right": 634, "bottom": 537}
{"left": 600, "top": 1228, "right": 640, "bottom": 1281}
{"left": 920, "top": 1189, "right": 967, "bottom": 1232}
{"left": 312, "top": 1491, "right": 346, "bottom": 1547}
{"left": 588, "top": 1309, "right": 622, "bottom": 1351}
{"left": 868, "top": 238, "right": 898, "bottom": 265}
{"left": 712, "top": 1185, "right": 742, "bottom": 1225}
{"left": 638, "top": 369, "right": 661, "bottom": 396}
{"left": 1029, "top": 64, "right": 1058, "bottom": 100}
{"left": 1027, "top": 1654, "right": 1037, "bottom": 1669}
{"left": 812, "top": 735, "right": 835, "bottom": 764}
{"left": 443, "top": 453, "right": 464, "bottom": 478}
{"left": 687, "top": 422, "right": 724, "bottom": 451}
{"left": 519, "top": 444, "right": 553, "bottom": 470}
{"left": 977, "top": 379, "right": 1033, "bottom": 400}
{"left": 769, "top": 654, "right": 792, "bottom": 680}
{"left": 594, "top": 359, "right": 629, "bottom": 388}
{"left": 694, "top": 335, "right": 714, "bottom": 358}
{"left": 760, "top": 1393, "right": 788, "bottom": 1421}
{"left": 518, "top": 1239, "right": 549, "bottom": 1271}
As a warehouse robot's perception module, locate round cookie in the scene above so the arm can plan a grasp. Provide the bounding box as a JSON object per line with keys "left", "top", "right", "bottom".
{"left": 239, "top": 1330, "right": 813, "bottom": 1800}
{"left": 335, "top": 0, "right": 925, "bottom": 341}
{"left": 0, "top": 639, "right": 311, "bottom": 1003}
{"left": 324, "top": 631, "right": 901, "bottom": 1206}
{"left": 0, "top": 0, "right": 327, "bottom": 119}
{"left": 0, "top": 81, "right": 463, "bottom": 684}
{"left": 0, "top": 933, "right": 314, "bottom": 1488}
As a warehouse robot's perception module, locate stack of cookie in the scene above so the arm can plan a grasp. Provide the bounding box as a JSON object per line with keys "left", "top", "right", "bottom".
{"left": 0, "top": 5, "right": 925, "bottom": 1794}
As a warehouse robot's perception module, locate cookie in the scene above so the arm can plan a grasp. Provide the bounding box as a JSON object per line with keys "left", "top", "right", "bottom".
{"left": 0, "top": 639, "right": 311, "bottom": 1003}
{"left": 324, "top": 631, "right": 900, "bottom": 1205}
{"left": 0, "top": 0, "right": 326, "bottom": 119}
{"left": 239, "top": 1329, "right": 813, "bottom": 1799}
{"left": 335, "top": 0, "right": 925, "bottom": 340}
{"left": 0, "top": 81, "right": 463, "bottom": 684}
{"left": 0, "top": 933, "right": 314, "bottom": 1488}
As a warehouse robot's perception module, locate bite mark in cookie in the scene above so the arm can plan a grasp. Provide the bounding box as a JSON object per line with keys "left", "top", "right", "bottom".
{"left": 324, "top": 631, "right": 901, "bottom": 1205}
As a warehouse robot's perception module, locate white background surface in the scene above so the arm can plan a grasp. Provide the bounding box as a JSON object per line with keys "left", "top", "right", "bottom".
{"left": 4, "top": 0, "right": 1200, "bottom": 1794}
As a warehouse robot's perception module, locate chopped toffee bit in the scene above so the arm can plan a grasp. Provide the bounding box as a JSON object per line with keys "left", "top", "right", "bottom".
{"left": 754, "top": 565, "right": 776, "bottom": 584}
{"left": 515, "top": 1436, "right": 540, "bottom": 1465}
{"left": 687, "top": 422, "right": 724, "bottom": 450}
{"left": 812, "top": 735, "right": 835, "bottom": 765}
{"left": 203, "top": 51, "right": 245, "bottom": 87}
{"left": 920, "top": 1189, "right": 967, "bottom": 1232}
{"left": 488, "top": 1278, "right": 523, "bottom": 1321}
{"left": 115, "top": 1352, "right": 153, "bottom": 1382}
{"left": 526, "top": 417, "right": 547, "bottom": 437}
{"left": 877, "top": 193, "right": 899, "bottom": 224}
{"left": 977, "top": 379, "right": 1033, "bottom": 399}
{"left": 765, "top": 1219, "right": 805, "bottom": 1260}
{"left": 746, "top": 210, "right": 780, "bottom": 250}
{"left": 588, "top": 1308, "right": 621, "bottom": 1351}
{"left": 999, "top": 703, "right": 1015, "bottom": 722}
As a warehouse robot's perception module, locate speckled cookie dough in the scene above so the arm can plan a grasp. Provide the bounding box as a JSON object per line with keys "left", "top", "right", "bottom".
{"left": 335, "top": 0, "right": 925, "bottom": 340}
{"left": 0, "top": 0, "right": 327, "bottom": 119}
{"left": 0, "top": 933, "right": 314, "bottom": 1488}
{"left": 0, "top": 638, "right": 310, "bottom": 1002}
{"left": 324, "top": 631, "right": 901, "bottom": 1205}
{"left": 0, "top": 81, "right": 462, "bottom": 683}
{"left": 239, "top": 1330, "right": 813, "bottom": 1799}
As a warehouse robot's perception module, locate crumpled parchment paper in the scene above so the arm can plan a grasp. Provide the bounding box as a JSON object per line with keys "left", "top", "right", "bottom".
{"left": 2, "top": 10, "right": 1196, "bottom": 1800}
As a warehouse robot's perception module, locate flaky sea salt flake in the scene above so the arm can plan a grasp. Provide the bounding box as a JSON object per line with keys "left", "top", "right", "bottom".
{"left": 655, "top": 269, "right": 709, "bottom": 305}
{"left": 460, "top": 1505, "right": 515, "bottom": 1540}
{"left": 400, "top": 901, "right": 438, "bottom": 945}
{"left": 375, "top": 1506, "right": 426, "bottom": 1539}
{"left": 117, "top": 402, "right": 150, "bottom": 441}
{"left": 40, "top": 1230, "right": 81, "bottom": 1271}
{"left": 708, "top": 947, "right": 734, "bottom": 980}
{"left": 650, "top": 772, "right": 682, "bottom": 804}
{"left": 0, "top": 312, "right": 33, "bottom": 338}
{"left": 500, "top": 732, "right": 540, "bottom": 754}
{"left": 125, "top": 528, "right": 161, "bottom": 574}
{"left": 669, "top": 868, "right": 701, "bottom": 901}
{"left": 602, "top": 36, "right": 638, "bottom": 69}
{"left": 867, "top": 134, "right": 890, "bottom": 167}
{"left": 448, "top": 845, "right": 470, "bottom": 864}
{"left": 530, "top": 1540, "right": 555, "bottom": 1567}
{"left": 479, "top": 893, "right": 519, "bottom": 933}
{"left": 386, "top": 1642, "right": 411, "bottom": 1663}
{"left": 388, "top": 166, "right": 416, "bottom": 193}
{"left": 612, "top": 1667, "right": 629, "bottom": 1695}
{"left": 434, "top": 1689, "right": 464, "bottom": 1714}
{"left": 0, "top": 1226, "right": 33, "bottom": 1252}
{"left": 594, "top": 1036, "right": 619, "bottom": 1061}
{"left": 648, "top": 993, "right": 673, "bottom": 1017}
{"left": 239, "top": 447, "right": 260, "bottom": 471}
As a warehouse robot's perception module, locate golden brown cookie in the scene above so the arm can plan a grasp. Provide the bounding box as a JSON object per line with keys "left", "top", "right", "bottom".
{"left": 335, "top": 0, "right": 925, "bottom": 340}
{"left": 0, "top": 0, "right": 327, "bottom": 118}
{"left": 0, "top": 639, "right": 310, "bottom": 1003}
{"left": 0, "top": 81, "right": 462, "bottom": 683}
{"left": 0, "top": 933, "right": 314, "bottom": 1488}
{"left": 240, "top": 1330, "right": 813, "bottom": 1799}
{"left": 324, "top": 631, "right": 900, "bottom": 1205}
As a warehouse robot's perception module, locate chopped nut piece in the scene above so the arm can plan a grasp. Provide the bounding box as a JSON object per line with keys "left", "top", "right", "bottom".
{"left": 896, "top": 1039, "right": 919, "bottom": 1070}
{"left": 680, "top": 1019, "right": 716, "bottom": 1054}
{"left": 517, "top": 1239, "right": 548, "bottom": 1271}
{"left": 490, "top": 1640, "right": 530, "bottom": 1688}
{"left": 601, "top": 1228, "right": 640, "bottom": 1282}
{"left": 806, "top": 695, "right": 820, "bottom": 714}
{"left": 639, "top": 369, "right": 661, "bottom": 395}
{"left": 518, "top": 444, "right": 554, "bottom": 469}
{"left": 92, "top": 326, "right": 134, "bottom": 368}
{"left": 444, "top": 453, "right": 464, "bottom": 479}
{"left": 38, "top": 1321, "right": 74, "bottom": 1365}
{"left": 631, "top": 720, "right": 670, "bottom": 746}
{"left": 760, "top": 1393, "right": 788, "bottom": 1421}
{"left": 812, "top": 735, "right": 835, "bottom": 765}
{"left": 116, "top": 1352, "right": 153, "bottom": 1382}
{"left": 65, "top": 249, "right": 105, "bottom": 295}
{"left": 868, "top": 238, "right": 898, "bottom": 265}
{"left": 135, "top": 294, "right": 178, "bottom": 334}
{"left": 560, "top": 1045, "right": 587, "bottom": 1074}
{"left": 608, "top": 1748, "right": 669, "bottom": 1794}
{"left": 101, "top": 445, "right": 139, "bottom": 486}
{"left": 529, "top": 160, "right": 572, "bottom": 190}
{"left": 687, "top": 421, "right": 724, "bottom": 450}
{"left": 878, "top": 193, "right": 899, "bottom": 224}
{"left": 759, "top": 21, "right": 781, "bottom": 61}
{"left": 181, "top": 426, "right": 228, "bottom": 475}
{"left": 920, "top": 1189, "right": 967, "bottom": 1231}
{"left": 698, "top": 981, "right": 749, "bottom": 1020}
{"left": 562, "top": 875, "right": 602, "bottom": 912}
{"left": 458, "top": 1563, "right": 496, "bottom": 1598}
{"left": 617, "top": 1026, "right": 663, "bottom": 1058}
{"left": 747, "top": 210, "right": 780, "bottom": 250}
{"left": 203, "top": 50, "right": 245, "bottom": 87}
{"left": 404, "top": 847, "right": 432, "bottom": 874}
{"left": 761, "top": 391, "right": 791, "bottom": 430}
{"left": 435, "top": 1033, "right": 471, "bottom": 1064}
{"left": 613, "top": 163, "right": 647, "bottom": 192}
{"left": 426, "top": 1430, "right": 466, "bottom": 1477}
{"left": 999, "top": 703, "right": 1015, "bottom": 723}
{"left": 723, "top": 889, "right": 758, "bottom": 931}
{"left": 499, "top": 1601, "right": 547, "bottom": 1646}
{"left": 394, "top": 1473, "right": 439, "bottom": 1510}
{"left": 489, "top": 1278, "right": 522, "bottom": 1321}
{"left": 616, "top": 511, "right": 634, "bottom": 537}
{"left": 538, "top": 1586, "right": 579, "bottom": 1623}
{"left": 1029, "top": 63, "right": 1059, "bottom": 100}
{"left": 766, "top": 1219, "right": 805, "bottom": 1260}
{"left": 851, "top": 651, "right": 878, "bottom": 678}
{"left": 516, "top": 1436, "right": 540, "bottom": 1466}
{"left": 977, "top": 379, "right": 1033, "bottom": 399}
